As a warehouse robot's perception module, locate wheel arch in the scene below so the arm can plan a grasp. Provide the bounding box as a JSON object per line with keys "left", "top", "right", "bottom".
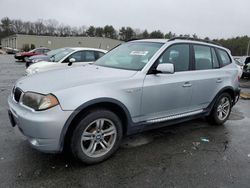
{"left": 206, "top": 86, "right": 236, "bottom": 115}
{"left": 59, "top": 98, "right": 133, "bottom": 151}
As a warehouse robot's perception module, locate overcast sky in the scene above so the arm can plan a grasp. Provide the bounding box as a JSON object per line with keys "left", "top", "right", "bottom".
{"left": 1, "top": 0, "right": 249, "bottom": 39}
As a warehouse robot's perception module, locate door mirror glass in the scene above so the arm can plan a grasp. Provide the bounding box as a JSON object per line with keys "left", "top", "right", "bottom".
{"left": 68, "top": 58, "right": 76, "bottom": 66}
{"left": 156, "top": 63, "right": 174, "bottom": 74}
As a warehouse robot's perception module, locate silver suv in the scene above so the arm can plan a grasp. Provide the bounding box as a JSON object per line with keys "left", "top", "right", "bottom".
{"left": 8, "top": 38, "right": 240, "bottom": 164}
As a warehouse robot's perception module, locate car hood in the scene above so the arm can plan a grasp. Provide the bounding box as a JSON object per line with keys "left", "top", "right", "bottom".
{"left": 28, "top": 61, "right": 55, "bottom": 68}
{"left": 16, "top": 65, "right": 137, "bottom": 93}
{"left": 28, "top": 54, "right": 48, "bottom": 60}
{"left": 21, "top": 52, "right": 33, "bottom": 56}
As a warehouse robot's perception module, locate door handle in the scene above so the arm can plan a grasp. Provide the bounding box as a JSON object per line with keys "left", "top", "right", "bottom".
{"left": 183, "top": 82, "right": 192, "bottom": 87}
{"left": 216, "top": 78, "right": 222, "bottom": 83}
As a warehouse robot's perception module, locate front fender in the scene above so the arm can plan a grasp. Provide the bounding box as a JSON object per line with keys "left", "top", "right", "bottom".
{"left": 58, "top": 97, "right": 134, "bottom": 151}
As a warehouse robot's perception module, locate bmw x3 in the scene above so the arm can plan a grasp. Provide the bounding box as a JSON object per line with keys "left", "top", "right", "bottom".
{"left": 8, "top": 38, "right": 240, "bottom": 164}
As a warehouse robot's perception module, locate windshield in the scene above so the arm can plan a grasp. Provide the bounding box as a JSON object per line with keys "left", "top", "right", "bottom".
{"left": 52, "top": 48, "right": 74, "bottom": 62}
{"left": 95, "top": 42, "right": 163, "bottom": 71}
{"left": 28, "top": 49, "right": 36, "bottom": 53}
{"left": 47, "top": 48, "right": 67, "bottom": 57}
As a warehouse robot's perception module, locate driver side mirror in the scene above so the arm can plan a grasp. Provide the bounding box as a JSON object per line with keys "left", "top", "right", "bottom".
{"left": 68, "top": 58, "right": 76, "bottom": 66}
{"left": 156, "top": 63, "right": 174, "bottom": 74}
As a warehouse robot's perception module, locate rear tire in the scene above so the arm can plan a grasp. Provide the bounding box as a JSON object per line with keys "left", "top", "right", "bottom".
{"left": 24, "top": 56, "right": 29, "bottom": 62}
{"left": 208, "top": 93, "right": 232, "bottom": 125}
{"left": 70, "top": 109, "right": 123, "bottom": 164}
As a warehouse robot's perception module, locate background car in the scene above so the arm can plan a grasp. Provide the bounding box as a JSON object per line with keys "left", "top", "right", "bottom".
{"left": 14, "top": 47, "right": 50, "bottom": 61}
{"left": 242, "top": 63, "right": 250, "bottom": 78}
{"left": 25, "top": 48, "right": 68, "bottom": 68}
{"left": 26, "top": 47, "right": 107, "bottom": 75}
{"left": 234, "top": 56, "right": 250, "bottom": 78}
{"left": 4, "top": 47, "right": 19, "bottom": 54}
{"left": 233, "top": 58, "right": 244, "bottom": 78}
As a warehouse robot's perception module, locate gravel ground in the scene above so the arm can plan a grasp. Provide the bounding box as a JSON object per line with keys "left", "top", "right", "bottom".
{"left": 0, "top": 54, "right": 250, "bottom": 188}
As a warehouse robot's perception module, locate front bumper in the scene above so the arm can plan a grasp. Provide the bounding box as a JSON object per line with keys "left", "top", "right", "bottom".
{"left": 8, "top": 96, "right": 72, "bottom": 153}
{"left": 14, "top": 55, "right": 22, "bottom": 60}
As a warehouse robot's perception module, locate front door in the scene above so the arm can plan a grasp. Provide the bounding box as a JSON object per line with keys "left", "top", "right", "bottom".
{"left": 62, "top": 50, "right": 97, "bottom": 68}
{"left": 140, "top": 44, "right": 193, "bottom": 122}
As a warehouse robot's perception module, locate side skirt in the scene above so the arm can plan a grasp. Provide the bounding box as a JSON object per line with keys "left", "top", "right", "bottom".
{"left": 127, "top": 110, "right": 208, "bottom": 135}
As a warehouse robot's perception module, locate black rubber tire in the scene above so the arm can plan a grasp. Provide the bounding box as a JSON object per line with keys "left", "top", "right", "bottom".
{"left": 21, "top": 57, "right": 25, "bottom": 62}
{"left": 207, "top": 93, "right": 232, "bottom": 125}
{"left": 25, "top": 61, "right": 30, "bottom": 68}
{"left": 70, "top": 109, "right": 123, "bottom": 164}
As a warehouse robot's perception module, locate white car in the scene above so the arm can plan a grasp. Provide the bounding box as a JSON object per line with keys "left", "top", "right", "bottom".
{"left": 26, "top": 48, "right": 107, "bottom": 75}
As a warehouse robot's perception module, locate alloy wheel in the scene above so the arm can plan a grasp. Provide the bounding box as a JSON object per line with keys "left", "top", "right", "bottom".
{"left": 217, "top": 96, "right": 231, "bottom": 121}
{"left": 80, "top": 118, "right": 117, "bottom": 158}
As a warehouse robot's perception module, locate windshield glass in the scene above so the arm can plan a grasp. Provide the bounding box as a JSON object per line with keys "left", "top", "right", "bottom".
{"left": 47, "top": 48, "right": 67, "bottom": 57}
{"left": 28, "top": 49, "right": 36, "bottom": 53}
{"left": 95, "top": 42, "right": 163, "bottom": 71}
{"left": 52, "top": 48, "right": 74, "bottom": 62}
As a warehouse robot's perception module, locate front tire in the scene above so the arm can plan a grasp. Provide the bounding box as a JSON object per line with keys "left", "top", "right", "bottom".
{"left": 70, "top": 109, "right": 123, "bottom": 164}
{"left": 208, "top": 93, "right": 232, "bottom": 125}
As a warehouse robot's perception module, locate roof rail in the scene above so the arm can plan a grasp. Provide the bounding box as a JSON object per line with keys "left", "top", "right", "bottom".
{"left": 168, "top": 37, "right": 222, "bottom": 46}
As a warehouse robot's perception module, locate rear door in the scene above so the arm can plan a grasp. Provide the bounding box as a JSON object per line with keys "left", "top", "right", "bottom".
{"left": 71, "top": 50, "right": 97, "bottom": 66}
{"left": 141, "top": 44, "right": 193, "bottom": 122}
{"left": 189, "top": 45, "right": 223, "bottom": 111}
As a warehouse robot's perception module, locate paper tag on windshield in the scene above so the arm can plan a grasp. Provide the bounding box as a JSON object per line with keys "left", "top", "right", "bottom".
{"left": 130, "top": 51, "right": 148, "bottom": 56}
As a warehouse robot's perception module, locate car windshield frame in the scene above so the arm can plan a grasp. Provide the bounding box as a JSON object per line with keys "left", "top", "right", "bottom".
{"left": 95, "top": 42, "right": 164, "bottom": 71}
{"left": 46, "top": 48, "right": 67, "bottom": 57}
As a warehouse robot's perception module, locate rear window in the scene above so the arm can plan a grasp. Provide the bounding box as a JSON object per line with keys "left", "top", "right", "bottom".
{"left": 217, "top": 49, "right": 231, "bottom": 66}
{"left": 193, "top": 45, "right": 212, "bottom": 70}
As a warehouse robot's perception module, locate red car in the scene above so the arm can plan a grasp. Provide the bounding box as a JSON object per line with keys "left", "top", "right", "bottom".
{"left": 14, "top": 47, "right": 50, "bottom": 61}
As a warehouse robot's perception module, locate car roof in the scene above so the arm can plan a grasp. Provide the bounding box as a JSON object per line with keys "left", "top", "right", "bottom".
{"left": 35, "top": 47, "right": 50, "bottom": 49}
{"left": 130, "top": 38, "right": 230, "bottom": 52}
{"left": 69, "top": 47, "right": 107, "bottom": 53}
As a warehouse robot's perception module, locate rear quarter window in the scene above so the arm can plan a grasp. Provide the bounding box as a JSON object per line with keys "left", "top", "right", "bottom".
{"left": 217, "top": 49, "right": 231, "bottom": 67}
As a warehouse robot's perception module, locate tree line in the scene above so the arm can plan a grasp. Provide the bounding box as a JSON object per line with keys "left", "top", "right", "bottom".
{"left": 0, "top": 17, "right": 249, "bottom": 56}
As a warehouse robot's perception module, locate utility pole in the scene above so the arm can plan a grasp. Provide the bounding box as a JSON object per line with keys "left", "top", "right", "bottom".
{"left": 247, "top": 40, "right": 250, "bottom": 56}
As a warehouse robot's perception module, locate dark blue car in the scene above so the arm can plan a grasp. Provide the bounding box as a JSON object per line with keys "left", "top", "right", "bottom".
{"left": 25, "top": 48, "right": 68, "bottom": 68}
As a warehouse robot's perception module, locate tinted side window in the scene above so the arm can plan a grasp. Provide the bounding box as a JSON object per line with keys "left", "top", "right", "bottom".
{"left": 64, "top": 51, "right": 83, "bottom": 63}
{"left": 35, "top": 49, "right": 43, "bottom": 54}
{"left": 193, "top": 45, "right": 212, "bottom": 70}
{"left": 83, "top": 51, "right": 96, "bottom": 62}
{"left": 97, "top": 52, "right": 105, "bottom": 59}
{"left": 211, "top": 48, "right": 220, "bottom": 68}
{"left": 158, "top": 44, "right": 189, "bottom": 72}
{"left": 44, "top": 49, "right": 50, "bottom": 54}
{"left": 217, "top": 49, "right": 231, "bottom": 66}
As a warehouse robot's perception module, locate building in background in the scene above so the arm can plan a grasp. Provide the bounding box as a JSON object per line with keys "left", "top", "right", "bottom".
{"left": 1, "top": 34, "right": 122, "bottom": 51}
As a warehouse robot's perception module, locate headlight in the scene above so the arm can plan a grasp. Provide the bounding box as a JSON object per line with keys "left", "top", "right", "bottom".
{"left": 26, "top": 67, "right": 39, "bottom": 75}
{"left": 21, "top": 92, "right": 59, "bottom": 111}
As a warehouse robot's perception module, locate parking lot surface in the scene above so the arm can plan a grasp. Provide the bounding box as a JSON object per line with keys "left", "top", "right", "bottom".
{"left": 0, "top": 55, "right": 250, "bottom": 188}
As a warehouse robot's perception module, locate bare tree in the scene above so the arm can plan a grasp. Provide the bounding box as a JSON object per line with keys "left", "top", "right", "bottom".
{"left": 78, "top": 25, "right": 87, "bottom": 36}
{"left": 12, "top": 19, "right": 24, "bottom": 34}
{"left": 34, "top": 19, "right": 46, "bottom": 35}
{"left": 45, "top": 19, "right": 59, "bottom": 35}
{"left": 23, "top": 21, "right": 35, "bottom": 35}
